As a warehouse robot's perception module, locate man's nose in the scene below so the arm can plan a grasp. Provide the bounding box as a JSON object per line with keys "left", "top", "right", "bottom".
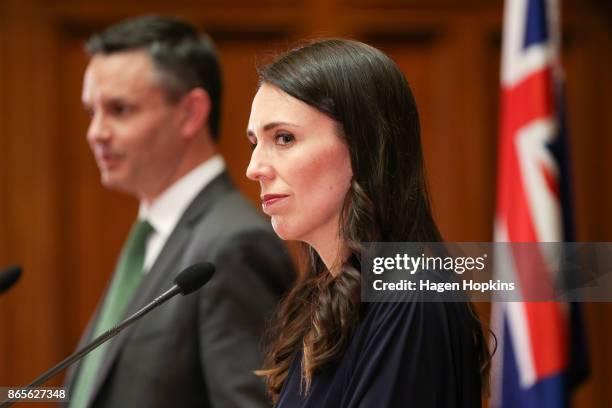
{"left": 86, "top": 112, "right": 111, "bottom": 143}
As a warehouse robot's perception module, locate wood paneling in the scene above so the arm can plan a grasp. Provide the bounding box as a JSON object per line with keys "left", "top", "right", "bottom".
{"left": 0, "top": 0, "right": 610, "bottom": 405}
{"left": 0, "top": 0, "right": 9, "bottom": 385}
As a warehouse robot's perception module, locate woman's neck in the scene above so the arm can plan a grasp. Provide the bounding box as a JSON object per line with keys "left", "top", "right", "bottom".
{"left": 309, "top": 236, "right": 349, "bottom": 277}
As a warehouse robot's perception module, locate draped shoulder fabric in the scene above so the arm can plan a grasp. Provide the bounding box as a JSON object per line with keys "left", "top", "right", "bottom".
{"left": 275, "top": 299, "right": 482, "bottom": 408}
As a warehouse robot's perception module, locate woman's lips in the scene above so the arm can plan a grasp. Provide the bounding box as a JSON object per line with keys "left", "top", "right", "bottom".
{"left": 261, "top": 194, "right": 289, "bottom": 211}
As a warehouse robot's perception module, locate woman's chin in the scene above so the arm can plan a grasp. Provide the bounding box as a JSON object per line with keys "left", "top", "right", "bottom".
{"left": 271, "top": 217, "right": 297, "bottom": 241}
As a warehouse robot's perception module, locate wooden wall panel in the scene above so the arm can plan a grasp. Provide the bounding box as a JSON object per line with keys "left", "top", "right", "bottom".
{"left": 0, "top": 0, "right": 610, "bottom": 405}
{"left": 1, "top": 0, "right": 66, "bottom": 387}
{"left": 563, "top": 18, "right": 612, "bottom": 242}
{"left": 0, "top": 0, "right": 9, "bottom": 385}
{"left": 557, "top": 8, "right": 612, "bottom": 406}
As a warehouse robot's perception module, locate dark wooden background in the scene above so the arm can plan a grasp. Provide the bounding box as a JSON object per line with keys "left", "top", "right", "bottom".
{"left": 1, "top": 0, "right": 610, "bottom": 406}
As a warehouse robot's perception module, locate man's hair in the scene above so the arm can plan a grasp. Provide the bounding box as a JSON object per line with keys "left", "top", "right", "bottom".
{"left": 86, "top": 15, "right": 222, "bottom": 140}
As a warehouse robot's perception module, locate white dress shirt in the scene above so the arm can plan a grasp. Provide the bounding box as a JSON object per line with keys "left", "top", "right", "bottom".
{"left": 138, "top": 155, "right": 225, "bottom": 273}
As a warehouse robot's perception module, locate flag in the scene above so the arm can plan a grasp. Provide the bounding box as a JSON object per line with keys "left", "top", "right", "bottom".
{"left": 491, "top": 0, "right": 589, "bottom": 407}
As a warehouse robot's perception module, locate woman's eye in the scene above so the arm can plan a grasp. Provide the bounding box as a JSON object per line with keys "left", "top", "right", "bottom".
{"left": 276, "top": 133, "right": 295, "bottom": 145}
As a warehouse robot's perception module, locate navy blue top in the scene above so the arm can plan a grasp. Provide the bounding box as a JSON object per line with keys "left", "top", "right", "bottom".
{"left": 274, "top": 300, "right": 482, "bottom": 407}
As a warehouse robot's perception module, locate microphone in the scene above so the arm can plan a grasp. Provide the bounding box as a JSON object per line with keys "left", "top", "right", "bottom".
{"left": 0, "top": 262, "right": 214, "bottom": 407}
{"left": 0, "top": 265, "right": 22, "bottom": 294}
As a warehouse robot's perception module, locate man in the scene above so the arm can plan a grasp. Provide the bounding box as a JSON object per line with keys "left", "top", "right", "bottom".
{"left": 65, "top": 15, "right": 294, "bottom": 408}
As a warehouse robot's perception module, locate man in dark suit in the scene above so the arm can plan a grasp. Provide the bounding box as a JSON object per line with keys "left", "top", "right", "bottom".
{"left": 65, "top": 15, "right": 294, "bottom": 407}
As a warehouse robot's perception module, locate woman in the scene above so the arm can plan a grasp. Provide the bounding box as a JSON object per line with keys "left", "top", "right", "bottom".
{"left": 246, "top": 39, "right": 489, "bottom": 407}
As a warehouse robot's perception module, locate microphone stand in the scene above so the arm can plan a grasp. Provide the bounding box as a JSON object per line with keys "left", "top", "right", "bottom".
{"left": 0, "top": 285, "right": 180, "bottom": 407}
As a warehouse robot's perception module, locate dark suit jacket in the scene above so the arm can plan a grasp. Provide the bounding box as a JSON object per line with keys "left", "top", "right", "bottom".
{"left": 65, "top": 172, "right": 295, "bottom": 408}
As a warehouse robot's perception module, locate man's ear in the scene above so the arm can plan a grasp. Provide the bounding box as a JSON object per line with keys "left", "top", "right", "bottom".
{"left": 178, "top": 88, "right": 211, "bottom": 138}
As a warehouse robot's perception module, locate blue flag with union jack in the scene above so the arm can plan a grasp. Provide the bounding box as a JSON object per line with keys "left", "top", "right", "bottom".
{"left": 491, "top": 0, "right": 589, "bottom": 406}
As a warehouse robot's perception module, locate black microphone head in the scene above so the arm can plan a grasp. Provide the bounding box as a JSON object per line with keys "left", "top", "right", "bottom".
{"left": 175, "top": 263, "right": 215, "bottom": 295}
{"left": 0, "top": 265, "right": 22, "bottom": 294}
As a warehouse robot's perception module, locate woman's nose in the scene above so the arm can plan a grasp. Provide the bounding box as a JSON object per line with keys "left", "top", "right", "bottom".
{"left": 246, "top": 145, "right": 274, "bottom": 181}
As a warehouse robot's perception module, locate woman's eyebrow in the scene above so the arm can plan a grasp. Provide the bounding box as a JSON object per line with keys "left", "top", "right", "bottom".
{"left": 246, "top": 121, "right": 301, "bottom": 137}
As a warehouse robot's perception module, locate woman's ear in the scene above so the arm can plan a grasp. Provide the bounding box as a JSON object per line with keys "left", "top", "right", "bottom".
{"left": 178, "top": 88, "right": 211, "bottom": 139}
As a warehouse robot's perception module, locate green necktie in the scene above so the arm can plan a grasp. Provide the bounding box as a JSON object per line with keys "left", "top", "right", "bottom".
{"left": 69, "top": 219, "right": 154, "bottom": 407}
